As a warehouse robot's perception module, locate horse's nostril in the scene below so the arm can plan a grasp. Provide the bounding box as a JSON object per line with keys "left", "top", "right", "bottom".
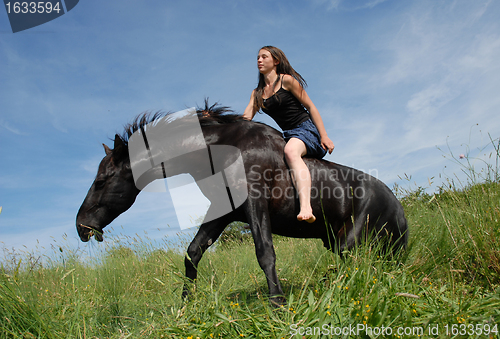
{"left": 78, "top": 223, "right": 104, "bottom": 242}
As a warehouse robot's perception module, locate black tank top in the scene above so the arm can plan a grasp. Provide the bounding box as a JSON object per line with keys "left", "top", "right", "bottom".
{"left": 261, "top": 76, "right": 310, "bottom": 131}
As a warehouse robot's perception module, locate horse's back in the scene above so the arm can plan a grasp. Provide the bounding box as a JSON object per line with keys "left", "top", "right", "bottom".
{"left": 219, "top": 120, "right": 407, "bottom": 250}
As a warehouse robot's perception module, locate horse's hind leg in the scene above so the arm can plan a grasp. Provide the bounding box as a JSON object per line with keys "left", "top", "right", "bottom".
{"left": 182, "top": 213, "right": 233, "bottom": 300}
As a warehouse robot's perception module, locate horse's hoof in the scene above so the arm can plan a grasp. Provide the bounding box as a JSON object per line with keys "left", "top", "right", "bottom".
{"left": 269, "top": 296, "right": 287, "bottom": 308}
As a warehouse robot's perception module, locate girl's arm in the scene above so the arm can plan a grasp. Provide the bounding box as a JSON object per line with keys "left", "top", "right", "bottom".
{"left": 243, "top": 90, "right": 257, "bottom": 121}
{"left": 282, "top": 75, "right": 335, "bottom": 153}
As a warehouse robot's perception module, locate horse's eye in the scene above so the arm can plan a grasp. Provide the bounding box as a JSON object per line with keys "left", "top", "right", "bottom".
{"left": 95, "top": 179, "right": 106, "bottom": 190}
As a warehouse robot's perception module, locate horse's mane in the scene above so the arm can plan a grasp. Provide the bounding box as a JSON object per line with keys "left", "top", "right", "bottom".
{"left": 119, "top": 99, "right": 245, "bottom": 145}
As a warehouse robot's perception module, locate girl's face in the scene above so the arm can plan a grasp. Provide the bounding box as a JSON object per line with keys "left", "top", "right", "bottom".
{"left": 257, "top": 49, "right": 278, "bottom": 74}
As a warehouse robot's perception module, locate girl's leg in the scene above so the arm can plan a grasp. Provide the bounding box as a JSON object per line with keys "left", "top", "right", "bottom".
{"left": 284, "top": 138, "right": 316, "bottom": 223}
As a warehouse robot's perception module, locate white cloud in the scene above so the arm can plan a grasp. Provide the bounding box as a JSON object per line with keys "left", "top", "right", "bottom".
{"left": 0, "top": 119, "right": 27, "bottom": 135}
{"left": 367, "top": 1, "right": 499, "bottom": 141}
{"left": 350, "top": 0, "right": 390, "bottom": 10}
{"left": 315, "top": 0, "right": 389, "bottom": 11}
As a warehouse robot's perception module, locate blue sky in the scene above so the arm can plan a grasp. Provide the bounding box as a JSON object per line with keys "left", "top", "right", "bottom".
{"left": 1, "top": 0, "right": 499, "bottom": 258}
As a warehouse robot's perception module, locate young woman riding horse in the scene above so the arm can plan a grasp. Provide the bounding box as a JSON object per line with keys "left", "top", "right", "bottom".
{"left": 243, "top": 46, "right": 335, "bottom": 223}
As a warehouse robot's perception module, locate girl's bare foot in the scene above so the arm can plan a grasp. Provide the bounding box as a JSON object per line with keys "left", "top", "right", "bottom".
{"left": 297, "top": 210, "right": 316, "bottom": 223}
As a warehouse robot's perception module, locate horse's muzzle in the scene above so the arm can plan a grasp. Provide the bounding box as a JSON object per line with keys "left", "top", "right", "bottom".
{"left": 77, "top": 223, "right": 104, "bottom": 242}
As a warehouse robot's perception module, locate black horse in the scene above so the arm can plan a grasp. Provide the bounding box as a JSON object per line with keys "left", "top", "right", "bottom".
{"left": 76, "top": 102, "right": 408, "bottom": 306}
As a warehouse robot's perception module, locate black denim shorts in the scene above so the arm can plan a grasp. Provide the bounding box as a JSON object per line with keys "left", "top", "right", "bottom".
{"left": 283, "top": 119, "right": 327, "bottom": 159}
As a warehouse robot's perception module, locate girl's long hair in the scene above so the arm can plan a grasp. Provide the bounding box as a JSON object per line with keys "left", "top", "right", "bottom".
{"left": 253, "top": 46, "right": 307, "bottom": 113}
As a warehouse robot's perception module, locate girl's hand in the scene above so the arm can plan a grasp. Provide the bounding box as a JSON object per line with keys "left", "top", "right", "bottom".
{"left": 321, "top": 136, "right": 335, "bottom": 154}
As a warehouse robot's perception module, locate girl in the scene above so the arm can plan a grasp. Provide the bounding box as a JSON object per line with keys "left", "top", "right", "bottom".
{"left": 243, "top": 46, "right": 334, "bottom": 223}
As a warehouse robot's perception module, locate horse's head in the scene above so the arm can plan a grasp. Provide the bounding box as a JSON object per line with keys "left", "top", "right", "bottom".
{"left": 76, "top": 135, "right": 140, "bottom": 242}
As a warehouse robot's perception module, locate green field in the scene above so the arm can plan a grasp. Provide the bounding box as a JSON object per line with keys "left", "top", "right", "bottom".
{"left": 2, "top": 144, "right": 500, "bottom": 338}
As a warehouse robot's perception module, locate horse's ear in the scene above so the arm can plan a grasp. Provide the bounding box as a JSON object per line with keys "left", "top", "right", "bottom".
{"left": 113, "top": 134, "right": 127, "bottom": 160}
{"left": 103, "top": 143, "right": 112, "bottom": 155}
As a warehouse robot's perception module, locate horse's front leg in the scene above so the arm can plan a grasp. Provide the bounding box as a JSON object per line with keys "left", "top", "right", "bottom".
{"left": 182, "top": 213, "right": 232, "bottom": 300}
{"left": 244, "top": 197, "right": 286, "bottom": 307}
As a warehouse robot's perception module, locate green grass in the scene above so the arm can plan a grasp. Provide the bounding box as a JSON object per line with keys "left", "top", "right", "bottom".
{"left": 2, "top": 139, "right": 500, "bottom": 338}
